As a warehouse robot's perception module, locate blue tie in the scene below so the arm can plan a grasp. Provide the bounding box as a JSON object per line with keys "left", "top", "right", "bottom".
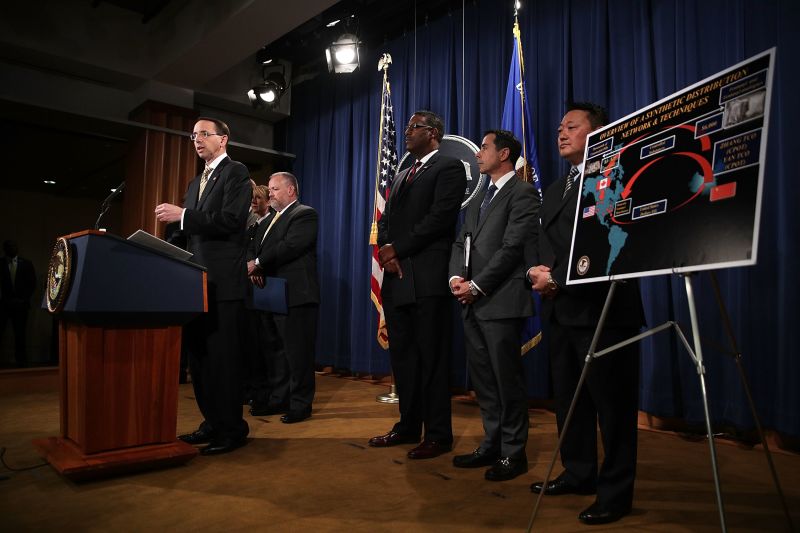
{"left": 478, "top": 184, "right": 497, "bottom": 222}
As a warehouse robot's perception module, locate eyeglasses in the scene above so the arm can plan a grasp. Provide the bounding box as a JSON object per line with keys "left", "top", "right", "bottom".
{"left": 190, "top": 131, "right": 226, "bottom": 141}
{"left": 405, "top": 123, "right": 433, "bottom": 132}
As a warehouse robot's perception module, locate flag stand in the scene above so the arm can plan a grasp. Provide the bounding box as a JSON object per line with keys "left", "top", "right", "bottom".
{"left": 376, "top": 374, "right": 399, "bottom": 404}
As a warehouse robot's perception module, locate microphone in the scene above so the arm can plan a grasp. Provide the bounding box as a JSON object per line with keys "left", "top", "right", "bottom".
{"left": 101, "top": 181, "right": 126, "bottom": 207}
{"left": 94, "top": 181, "right": 126, "bottom": 230}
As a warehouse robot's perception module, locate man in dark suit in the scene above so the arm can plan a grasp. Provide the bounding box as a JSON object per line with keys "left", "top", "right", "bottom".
{"left": 369, "top": 110, "right": 466, "bottom": 459}
{"left": 155, "top": 117, "right": 251, "bottom": 455}
{"left": 0, "top": 240, "right": 36, "bottom": 367}
{"left": 448, "top": 130, "right": 539, "bottom": 480}
{"left": 527, "top": 103, "right": 644, "bottom": 524}
{"left": 247, "top": 172, "right": 319, "bottom": 424}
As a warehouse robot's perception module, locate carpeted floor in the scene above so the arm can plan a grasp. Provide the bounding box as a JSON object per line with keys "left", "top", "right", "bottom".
{"left": 0, "top": 373, "right": 797, "bottom": 532}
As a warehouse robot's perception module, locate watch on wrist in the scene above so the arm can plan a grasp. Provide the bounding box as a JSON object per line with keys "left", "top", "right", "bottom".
{"left": 468, "top": 281, "right": 479, "bottom": 296}
{"left": 546, "top": 274, "right": 558, "bottom": 293}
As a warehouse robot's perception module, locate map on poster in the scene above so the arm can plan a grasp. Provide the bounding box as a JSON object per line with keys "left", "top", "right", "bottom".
{"left": 567, "top": 48, "right": 774, "bottom": 285}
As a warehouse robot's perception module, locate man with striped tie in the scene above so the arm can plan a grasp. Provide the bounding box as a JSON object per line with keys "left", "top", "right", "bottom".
{"left": 527, "top": 102, "right": 644, "bottom": 525}
{"left": 156, "top": 117, "right": 252, "bottom": 455}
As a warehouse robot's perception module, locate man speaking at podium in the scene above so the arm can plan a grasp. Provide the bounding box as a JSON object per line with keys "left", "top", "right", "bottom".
{"left": 156, "top": 117, "right": 252, "bottom": 455}
{"left": 527, "top": 103, "right": 644, "bottom": 524}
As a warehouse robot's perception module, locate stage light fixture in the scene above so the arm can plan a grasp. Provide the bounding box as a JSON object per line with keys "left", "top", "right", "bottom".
{"left": 247, "top": 69, "right": 287, "bottom": 109}
{"left": 326, "top": 33, "right": 361, "bottom": 74}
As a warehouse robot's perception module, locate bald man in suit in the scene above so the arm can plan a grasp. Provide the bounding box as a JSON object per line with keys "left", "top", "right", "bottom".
{"left": 247, "top": 172, "right": 319, "bottom": 424}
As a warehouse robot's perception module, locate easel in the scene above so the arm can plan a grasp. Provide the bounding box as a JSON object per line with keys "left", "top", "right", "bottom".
{"left": 526, "top": 272, "right": 793, "bottom": 532}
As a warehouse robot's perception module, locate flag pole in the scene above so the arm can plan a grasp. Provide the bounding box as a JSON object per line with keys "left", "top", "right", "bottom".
{"left": 371, "top": 53, "right": 399, "bottom": 404}
{"left": 370, "top": 56, "right": 390, "bottom": 245}
{"left": 513, "top": 17, "right": 531, "bottom": 183}
{"left": 504, "top": 1, "right": 544, "bottom": 355}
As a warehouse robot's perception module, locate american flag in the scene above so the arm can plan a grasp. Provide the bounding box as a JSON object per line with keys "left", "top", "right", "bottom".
{"left": 369, "top": 65, "right": 397, "bottom": 349}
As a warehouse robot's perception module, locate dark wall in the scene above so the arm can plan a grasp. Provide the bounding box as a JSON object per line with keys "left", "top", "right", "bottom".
{"left": 0, "top": 189, "right": 123, "bottom": 366}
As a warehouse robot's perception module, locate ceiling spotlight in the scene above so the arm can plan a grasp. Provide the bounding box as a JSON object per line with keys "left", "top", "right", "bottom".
{"left": 326, "top": 19, "right": 341, "bottom": 28}
{"left": 43, "top": 180, "right": 56, "bottom": 185}
{"left": 247, "top": 70, "right": 287, "bottom": 109}
{"left": 326, "top": 33, "right": 361, "bottom": 74}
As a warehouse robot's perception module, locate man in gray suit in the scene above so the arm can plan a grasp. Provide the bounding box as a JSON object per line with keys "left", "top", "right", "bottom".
{"left": 449, "top": 130, "right": 540, "bottom": 481}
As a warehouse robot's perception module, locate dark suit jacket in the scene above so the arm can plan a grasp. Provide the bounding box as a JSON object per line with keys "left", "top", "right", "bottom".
{"left": 252, "top": 202, "right": 319, "bottom": 308}
{"left": 449, "top": 177, "right": 540, "bottom": 320}
{"left": 378, "top": 152, "right": 466, "bottom": 300}
{"left": 169, "top": 155, "right": 252, "bottom": 302}
{"left": 0, "top": 256, "right": 36, "bottom": 306}
{"left": 538, "top": 173, "right": 644, "bottom": 328}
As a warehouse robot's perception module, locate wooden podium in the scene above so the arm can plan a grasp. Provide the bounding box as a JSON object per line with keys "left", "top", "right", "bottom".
{"left": 33, "top": 230, "right": 206, "bottom": 480}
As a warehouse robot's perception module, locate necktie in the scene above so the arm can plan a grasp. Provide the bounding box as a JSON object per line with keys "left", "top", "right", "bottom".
{"left": 562, "top": 166, "right": 580, "bottom": 199}
{"left": 406, "top": 161, "right": 422, "bottom": 184}
{"left": 9, "top": 258, "right": 16, "bottom": 288}
{"left": 260, "top": 211, "right": 282, "bottom": 244}
{"left": 478, "top": 183, "right": 497, "bottom": 222}
{"left": 198, "top": 166, "right": 213, "bottom": 200}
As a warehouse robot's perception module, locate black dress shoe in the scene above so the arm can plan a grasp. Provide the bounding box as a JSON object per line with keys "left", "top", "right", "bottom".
{"left": 280, "top": 410, "right": 311, "bottom": 424}
{"left": 407, "top": 440, "right": 452, "bottom": 460}
{"left": 368, "top": 431, "right": 419, "bottom": 447}
{"left": 530, "top": 475, "right": 595, "bottom": 495}
{"left": 200, "top": 437, "right": 247, "bottom": 456}
{"left": 485, "top": 456, "right": 528, "bottom": 481}
{"left": 578, "top": 501, "right": 630, "bottom": 525}
{"left": 453, "top": 447, "right": 500, "bottom": 468}
{"left": 249, "top": 403, "right": 288, "bottom": 416}
{"left": 178, "top": 429, "right": 212, "bottom": 445}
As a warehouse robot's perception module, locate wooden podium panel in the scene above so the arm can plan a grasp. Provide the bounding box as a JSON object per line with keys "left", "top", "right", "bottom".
{"left": 62, "top": 323, "right": 181, "bottom": 453}
{"left": 33, "top": 322, "right": 197, "bottom": 479}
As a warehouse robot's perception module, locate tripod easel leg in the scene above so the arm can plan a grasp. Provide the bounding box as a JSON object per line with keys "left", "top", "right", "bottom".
{"left": 709, "top": 273, "right": 794, "bottom": 532}
{"left": 684, "top": 275, "right": 727, "bottom": 532}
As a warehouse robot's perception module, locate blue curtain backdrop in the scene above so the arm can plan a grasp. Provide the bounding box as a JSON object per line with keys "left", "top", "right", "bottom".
{"left": 287, "top": 0, "right": 800, "bottom": 437}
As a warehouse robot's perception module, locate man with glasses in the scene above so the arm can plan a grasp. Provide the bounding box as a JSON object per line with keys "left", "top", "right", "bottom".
{"left": 156, "top": 117, "right": 252, "bottom": 455}
{"left": 369, "top": 110, "right": 466, "bottom": 459}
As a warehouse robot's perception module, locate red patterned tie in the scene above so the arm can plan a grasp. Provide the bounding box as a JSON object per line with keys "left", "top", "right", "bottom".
{"left": 406, "top": 161, "right": 422, "bottom": 184}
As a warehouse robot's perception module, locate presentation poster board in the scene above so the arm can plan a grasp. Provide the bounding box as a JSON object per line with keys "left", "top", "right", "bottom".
{"left": 567, "top": 49, "right": 774, "bottom": 284}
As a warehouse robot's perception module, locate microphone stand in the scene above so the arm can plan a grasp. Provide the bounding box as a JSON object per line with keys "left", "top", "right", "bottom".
{"left": 94, "top": 181, "right": 126, "bottom": 230}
